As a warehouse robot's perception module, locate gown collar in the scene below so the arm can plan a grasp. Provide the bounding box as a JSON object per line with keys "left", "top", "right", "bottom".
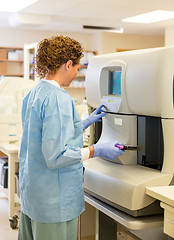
{"left": 42, "top": 79, "right": 60, "bottom": 88}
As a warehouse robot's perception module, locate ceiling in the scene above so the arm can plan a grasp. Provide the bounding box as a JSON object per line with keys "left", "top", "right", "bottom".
{"left": 1, "top": 0, "right": 174, "bottom": 35}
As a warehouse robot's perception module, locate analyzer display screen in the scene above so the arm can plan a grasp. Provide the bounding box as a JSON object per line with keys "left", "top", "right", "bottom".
{"left": 109, "top": 71, "right": 121, "bottom": 95}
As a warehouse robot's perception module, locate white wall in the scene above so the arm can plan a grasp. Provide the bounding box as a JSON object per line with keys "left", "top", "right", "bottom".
{"left": 101, "top": 32, "right": 164, "bottom": 54}
{"left": 0, "top": 27, "right": 165, "bottom": 54}
{"left": 165, "top": 26, "right": 174, "bottom": 46}
{"left": 0, "top": 28, "right": 94, "bottom": 50}
{"left": 91, "top": 32, "right": 103, "bottom": 54}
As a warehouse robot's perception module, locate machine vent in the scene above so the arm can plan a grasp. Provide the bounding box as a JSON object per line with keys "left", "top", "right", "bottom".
{"left": 83, "top": 25, "right": 115, "bottom": 30}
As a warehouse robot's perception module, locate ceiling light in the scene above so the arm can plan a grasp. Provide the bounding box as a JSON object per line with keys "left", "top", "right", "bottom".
{"left": 0, "top": 0, "right": 38, "bottom": 12}
{"left": 122, "top": 10, "right": 174, "bottom": 23}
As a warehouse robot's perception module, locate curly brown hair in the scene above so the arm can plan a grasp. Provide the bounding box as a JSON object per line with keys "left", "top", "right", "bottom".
{"left": 35, "top": 35, "right": 83, "bottom": 79}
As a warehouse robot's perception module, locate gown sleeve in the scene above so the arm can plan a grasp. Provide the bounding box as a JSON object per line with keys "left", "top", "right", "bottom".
{"left": 41, "top": 90, "right": 83, "bottom": 169}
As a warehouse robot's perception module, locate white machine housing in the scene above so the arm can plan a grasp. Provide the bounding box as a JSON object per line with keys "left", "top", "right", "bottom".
{"left": 84, "top": 47, "right": 174, "bottom": 215}
{"left": 0, "top": 77, "right": 36, "bottom": 143}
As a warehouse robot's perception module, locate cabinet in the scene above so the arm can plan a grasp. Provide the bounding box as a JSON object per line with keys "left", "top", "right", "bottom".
{"left": 0, "top": 144, "right": 20, "bottom": 229}
{"left": 70, "top": 51, "right": 97, "bottom": 89}
{"left": 24, "top": 43, "right": 38, "bottom": 81}
{"left": 0, "top": 47, "right": 24, "bottom": 78}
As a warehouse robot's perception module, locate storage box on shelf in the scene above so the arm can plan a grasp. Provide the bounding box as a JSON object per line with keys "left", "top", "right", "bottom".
{"left": 0, "top": 47, "right": 24, "bottom": 78}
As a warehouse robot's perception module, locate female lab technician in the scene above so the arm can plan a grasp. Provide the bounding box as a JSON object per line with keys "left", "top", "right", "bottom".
{"left": 18, "top": 35, "right": 124, "bottom": 240}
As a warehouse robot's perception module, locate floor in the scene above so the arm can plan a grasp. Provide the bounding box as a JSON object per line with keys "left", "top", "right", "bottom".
{"left": 0, "top": 192, "right": 18, "bottom": 240}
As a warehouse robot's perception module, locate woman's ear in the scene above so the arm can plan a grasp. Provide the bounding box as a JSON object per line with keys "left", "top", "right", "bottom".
{"left": 65, "top": 60, "right": 73, "bottom": 71}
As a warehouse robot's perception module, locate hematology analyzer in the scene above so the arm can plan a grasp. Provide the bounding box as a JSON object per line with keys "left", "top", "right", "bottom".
{"left": 84, "top": 47, "right": 174, "bottom": 217}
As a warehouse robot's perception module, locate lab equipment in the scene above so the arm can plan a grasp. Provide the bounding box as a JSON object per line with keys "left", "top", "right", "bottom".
{"left": 84, "top": 46, "right": 174, "bottom": 217}
{"left": 82, "top": 104, "right": 106, "bottom": 130}
{"left": 93, "top": 142, "right": 124, "bottom": 160}
{"left": 0, "top": 77, "right": 36, "bottom": 143}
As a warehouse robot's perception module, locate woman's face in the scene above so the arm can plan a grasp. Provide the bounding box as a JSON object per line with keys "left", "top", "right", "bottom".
{"left": 70, "top": 62, "right": 81, "bottom": 82}
{"left": 63, "top": 61, "right": 81, "bottom": 87}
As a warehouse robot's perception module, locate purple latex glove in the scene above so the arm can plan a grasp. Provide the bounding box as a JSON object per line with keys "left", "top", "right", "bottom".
{"left": 93, "top": 142, "right": 124, "bottom": 160}
{"left": 83, "top": 105, "right": 106, "bottom": 130}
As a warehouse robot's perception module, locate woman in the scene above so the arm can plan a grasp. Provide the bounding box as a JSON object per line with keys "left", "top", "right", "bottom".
{"left": 18, "top": 35, "right": 124, "bottom": 240}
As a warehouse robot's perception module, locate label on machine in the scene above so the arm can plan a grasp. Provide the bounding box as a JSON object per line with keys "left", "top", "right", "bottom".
{"left": 102, "top": 95, "right": 121, "bottom": 113}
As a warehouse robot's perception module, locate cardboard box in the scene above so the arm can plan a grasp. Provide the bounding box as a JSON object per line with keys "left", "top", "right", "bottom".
{"left": 7, "top": 62, "right": 22, "bottom": 75}
{"left": 80, "top": 203, "right": 96, "bottom": 240}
